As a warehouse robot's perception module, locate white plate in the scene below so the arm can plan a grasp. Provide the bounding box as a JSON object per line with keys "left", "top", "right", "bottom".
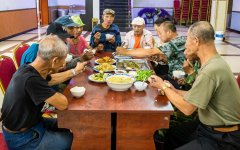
{"left": 95, "top": 58, "right": 116, "bottom": 65}
{"left": 88, "top": 73, "right": 110, "bottom": 83}
{"left": 93, "top": 65, "right": 116, "bottom": 72}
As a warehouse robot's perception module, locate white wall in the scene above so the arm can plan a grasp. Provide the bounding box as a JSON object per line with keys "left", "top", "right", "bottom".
{"left": 93, "top": 0, "right": 100, "bottom": 21}
{"left": 0, "top": 0, "right": 36, "bottom": 11}
{"left": 56, "top": 0, "right": 85, "bottom": 6}
{"left": 230, "top": 0, "right": 240, "bottom": 31}
{"left": 48, "top": 0, "right": 58, "bottom": 7}
{"left": 232, "top": 0, "right": 240, "bottom": 11}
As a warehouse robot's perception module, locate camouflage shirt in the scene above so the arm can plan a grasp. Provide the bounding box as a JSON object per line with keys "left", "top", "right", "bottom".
{"left": 158, "top": 36, "right": 186, "bottom": 75}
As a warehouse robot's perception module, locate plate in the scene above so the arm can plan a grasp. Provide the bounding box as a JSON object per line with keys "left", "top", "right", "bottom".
{"left": 88, "top": 73, "right": 110, "bottom": 83}
{"left": 93, "top": 64, "right": 116, "bottom": 72}
{"left": 112, "top": 52, "right": 132, "bottom": 59}
{"left": 95, "top": 58, "right": 116, "bottom": 65}
{"left": 116, "top": 59, "right": 150, "bottom": 71}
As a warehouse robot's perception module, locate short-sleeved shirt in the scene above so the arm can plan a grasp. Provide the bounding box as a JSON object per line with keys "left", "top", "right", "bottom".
{"left": 20, "top": 43, "right": 39, "bottom": 66}
{"left": 123, "top": 29, "right": 153, "bottom": 49}
{"left": 90, "top": 24, "right": 121, "bottom": 52}
{"left": 1, "top": 65, "right": 56, "bottom": 130}
{"left": 184, "top": 54, "right": 240, "bottom": 126}
{"left": 158, "top": 36, "right": 186, "bottom": 75}
{"left": 68, "top": 36, "right": 88, "bottom": 55}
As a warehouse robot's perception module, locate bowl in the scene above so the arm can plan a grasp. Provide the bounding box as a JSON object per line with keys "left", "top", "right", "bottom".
{"left": 106, "top": 74, "right": 134, "bottom": 91}
{"left": 134, "top": 81, "right": 148, "bottom": 91}
{"left": 65, "top": 54, "right": 73, "bottom": 63}
{"left": 106, "top": 34, "right": 114, "bottom": 40}
{"left": 173, "top": 70, "right": 185, "bottom": 79}
{"left": 70, "top": 86, "right": 86, "bottom": 98}
{"left": 114, "top": 69, "right": 127, "bottom": 74}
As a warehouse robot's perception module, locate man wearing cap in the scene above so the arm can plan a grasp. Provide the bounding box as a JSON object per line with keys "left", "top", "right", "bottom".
{"left": 122, "top": 17, "right": 154, "bottom": 49}
{"left": 21, "top": 15, "right": 93, "bottom": 68}
{"left": 65, "top": 16, "right": 93, "bottom": 56}
{"left": 90, "top": 9, "right": 121, "bottom": 52}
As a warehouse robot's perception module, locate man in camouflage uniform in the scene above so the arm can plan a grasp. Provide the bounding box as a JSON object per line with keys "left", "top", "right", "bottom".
{"left": 116, "top": 21, "right": 186, "bottom": 76}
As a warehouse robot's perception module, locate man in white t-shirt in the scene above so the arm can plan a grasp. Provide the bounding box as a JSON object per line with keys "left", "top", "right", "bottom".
{"left": 122, "top": 17, "right": 154, "bottom": 49}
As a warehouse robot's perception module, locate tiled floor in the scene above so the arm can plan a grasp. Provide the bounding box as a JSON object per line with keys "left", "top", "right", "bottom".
{"left": 0, "top": 25, "right": 240, "bottom": 107}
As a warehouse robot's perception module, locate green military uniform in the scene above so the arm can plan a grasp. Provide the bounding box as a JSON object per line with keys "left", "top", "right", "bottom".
{"left": 158, "top": 36, "right": 186, "bottom": 76}
{"left": 182, "top": 61, "right": 200, "bottom": 90}
{"left": 184, "top": 54, "right": 240, "bottom": 126}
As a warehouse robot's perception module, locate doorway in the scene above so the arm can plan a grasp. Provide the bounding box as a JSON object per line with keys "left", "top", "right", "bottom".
{"left": 39, "top": 0, "right": 49, "bottom": 25}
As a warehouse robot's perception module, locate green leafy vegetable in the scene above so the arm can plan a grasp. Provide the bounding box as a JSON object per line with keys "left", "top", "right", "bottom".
{"left": 135, "top": 70, "right": 153, "bottom": 81}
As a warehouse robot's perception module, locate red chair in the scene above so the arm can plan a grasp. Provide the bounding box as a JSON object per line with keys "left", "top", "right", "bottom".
{"left": 0, "top": 55, "right": 17, "bottom": 94}
{"left": 174, "top": 0, "right": 181, "bottom": 24}
{"left": 237, "top": 75, "right": 240, "bottom": 88}
{"left": 13, "top": 43, "right": 30, "bottom": 69}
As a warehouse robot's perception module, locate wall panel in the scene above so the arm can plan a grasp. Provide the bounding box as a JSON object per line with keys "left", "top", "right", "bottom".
{"left": 0, "top": 9, "right": 37, "bottom": 39}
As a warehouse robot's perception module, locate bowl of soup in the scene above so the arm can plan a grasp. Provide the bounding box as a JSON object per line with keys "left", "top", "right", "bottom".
{"left": 105, "top": 75, "right": 134, "bottom": 91}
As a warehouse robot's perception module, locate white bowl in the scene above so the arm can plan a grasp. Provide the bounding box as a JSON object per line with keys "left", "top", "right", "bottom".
{"left": 128, "top": 71, "right": 137, "bottom": 77}
{"left": 173, "top": 70, "right": 185, "bottom": 79}
{"left": 65, "top": 54, "right": 73, "bottom": 63}
{"left": 114, "top": 69, "right": 127, "bottom": 74}
{"left": 106, "top": 34, "right": 114, "bottom": 40}
{"left": 70, "top": 86, "right": 86, "bottom": 98}
{"left": 134, "top": 81, "right": 148, "bottom": 91}
{"left": 106, "top": 75, "right": 134, "bottom": 91}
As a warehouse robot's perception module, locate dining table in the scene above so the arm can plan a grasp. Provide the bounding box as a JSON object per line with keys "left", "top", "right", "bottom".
{"left": 58, "top": 52, "right": 174, "bottom": 150}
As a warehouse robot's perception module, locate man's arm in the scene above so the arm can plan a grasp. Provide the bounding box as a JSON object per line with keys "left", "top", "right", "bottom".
{"left": 116, "top": 47, "right": 163, "bottom": 58}
{"left": 45, "top": 92, "right": 68, "bottom": 110}
{"left": 164, "top": 88, "right": 197, "bottom": 116}
{"left": 149, "top": 75, "right": 197, "bottom": 116}
{"left": 48, "top": 69, "right": 74, "bottom": 86}
{"left": 48, "top": 62, "right": 87, "bottom": 86}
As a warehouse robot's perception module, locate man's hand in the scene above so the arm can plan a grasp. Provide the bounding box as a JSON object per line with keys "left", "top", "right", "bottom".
{"left": 94, "top": 32, "right": 101, "bottom": 43}
{"left": 177, "top": 78, "right": 185, "bottom": 85}
{"left": 107, "top": 36, "right": 115, "bottom": 44}
{"left": 148, "top": 75, "right": 164, "bottom": 89}
{"left": 74, "top": 62, "right": 88, "bottom": 74}
{"left": 81, "top": 51, "right": 94, "bottom": 61}
{"left": 96, "top": 44, "right": 104, "bottom": 51}
{"left": 116, "top": 47, "right": 128, "bottom": 55}
{"left": 183, "top": 59, "right": 194, "bottom": 74}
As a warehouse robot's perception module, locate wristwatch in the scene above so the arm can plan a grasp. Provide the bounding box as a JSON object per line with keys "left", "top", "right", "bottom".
{"left": 162, "top": 83, "right": 171, "bottom": 91}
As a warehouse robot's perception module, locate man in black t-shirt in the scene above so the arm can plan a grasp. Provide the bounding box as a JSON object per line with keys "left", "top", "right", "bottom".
{"left": 1, "top": 35, "right": 86, "bottom": 149}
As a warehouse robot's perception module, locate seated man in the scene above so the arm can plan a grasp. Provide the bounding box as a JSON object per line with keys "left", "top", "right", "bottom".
{"left": 117, "top": 21, "right": 186, "bottom": 77}
{"left": 149, "top": 21, "right": 240, "bottom": 150}
{"left": 122, "top": 17, "right": 153, "bottom": 49}
{"left": 21, "top": 15, "right": 93, "bottom": 68}
{"left": 1, "top": 35, "right": 86, "bottom": 149}
{"left": 90, "top": 9, "right": 121, "bottom": 52}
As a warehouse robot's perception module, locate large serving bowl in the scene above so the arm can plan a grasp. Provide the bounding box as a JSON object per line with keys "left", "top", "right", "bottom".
{"left": 70, "top": 86, "right": 86, "bottom": 98}
{"left": 105, "top": 74, "right": 134, "bottom": 91}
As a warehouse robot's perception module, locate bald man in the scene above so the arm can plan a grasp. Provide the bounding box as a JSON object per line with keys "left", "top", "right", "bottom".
{"left": 149, "top": 21, "right": 240, "bottom": 150}
{"left": 117, "top": 21, "right": 186, "bottom": 76}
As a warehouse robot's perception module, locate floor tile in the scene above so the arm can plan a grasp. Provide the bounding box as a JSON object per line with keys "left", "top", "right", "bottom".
{"left": 7, "top": 34, "right": 37, "bottom": 41}
{"left": 0, "top": 41, "right": 20, "bottom": 52}
{"left": 221, "top": 56, "right": 240, "bottom": 73}
{"left": 216, "top": 44, "right": 240, "bottom": 55}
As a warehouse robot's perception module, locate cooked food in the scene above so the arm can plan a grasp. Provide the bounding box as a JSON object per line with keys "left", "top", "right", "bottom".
{"left": 107, "top": 76, "right": 133, "bottom": 84}
{"left": 91, "top": 73, "right": 108, "bottom": 82}
{"left": 97, "top": 56, "right": 115, "bottom": 64}
{"left": 124, "top": 61, "right": 140, "bottom": 70}
{"left": 96, "top": 63, "right": 115, "bottom": 72}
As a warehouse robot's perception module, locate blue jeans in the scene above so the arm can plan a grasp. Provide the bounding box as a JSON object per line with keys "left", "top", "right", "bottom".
{"left": 2, "top": 118, "right": 73, "bottom": 150}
